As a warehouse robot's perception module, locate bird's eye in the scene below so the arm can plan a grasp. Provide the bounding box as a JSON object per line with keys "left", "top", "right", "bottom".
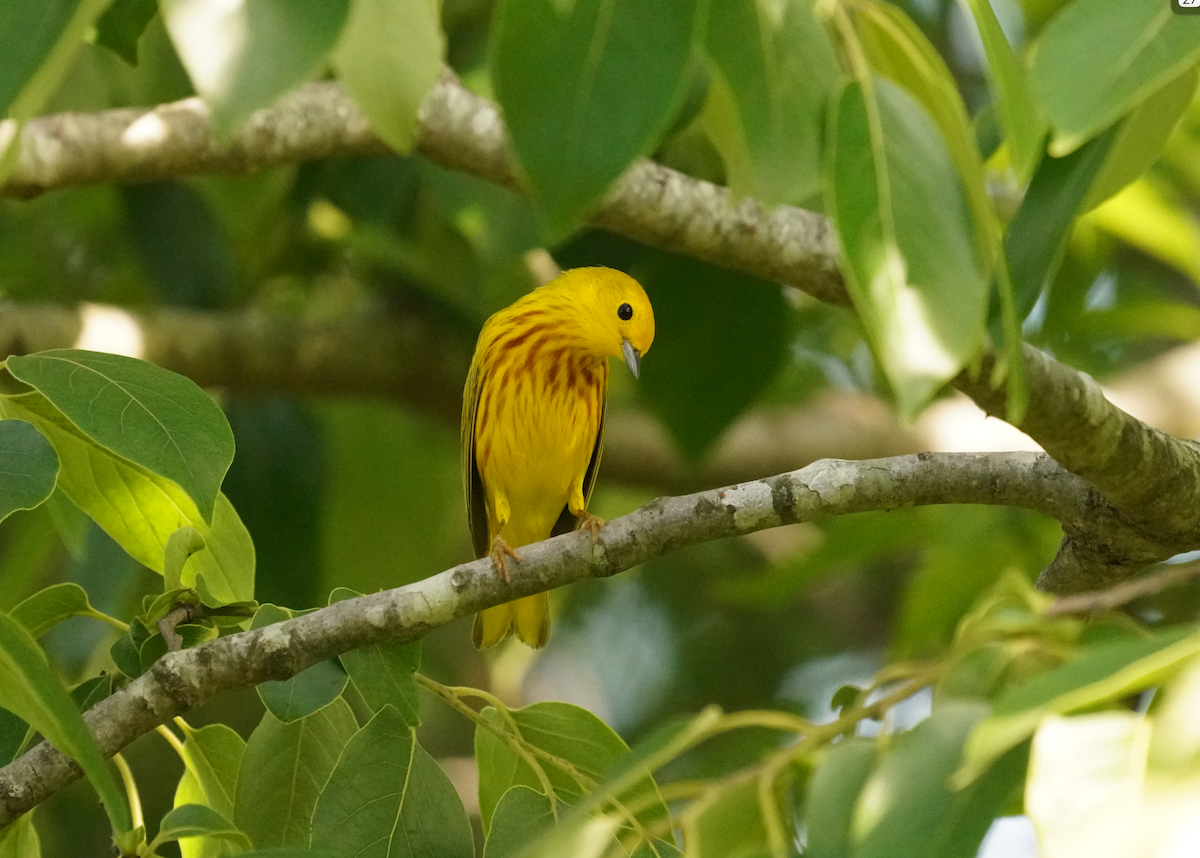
{"left": 617, "top": 303, "right": 633, "bottom": 321}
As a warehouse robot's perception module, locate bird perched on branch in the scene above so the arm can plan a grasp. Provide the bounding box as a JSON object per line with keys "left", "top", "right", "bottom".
{"left": 462, "top": 267, "right": 655, "bottom": 648}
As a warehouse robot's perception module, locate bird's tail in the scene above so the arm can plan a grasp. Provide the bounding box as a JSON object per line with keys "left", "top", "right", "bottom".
{"left": 473, "top": 593, "right": 550, "bottom": 649}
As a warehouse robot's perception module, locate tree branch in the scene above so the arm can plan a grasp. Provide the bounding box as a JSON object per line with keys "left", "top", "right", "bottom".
{"left": 0, "top": 452, "right": 1095, "bottom": 827}
{"left": 6, "top": 72, "right": 1200, "bottom": 588}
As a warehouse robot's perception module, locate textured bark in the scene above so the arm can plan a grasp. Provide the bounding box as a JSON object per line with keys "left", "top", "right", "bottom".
{"left": 0, "top": 452, "right": 1093, "bottom": 828}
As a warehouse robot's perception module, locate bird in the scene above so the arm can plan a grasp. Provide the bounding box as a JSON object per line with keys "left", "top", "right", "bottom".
{"left": 461, "top": 266, "right": 655, "bottom": 648}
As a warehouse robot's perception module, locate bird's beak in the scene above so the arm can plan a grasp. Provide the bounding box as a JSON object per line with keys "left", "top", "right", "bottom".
{"left": 621, "top": 339, "right": 641, "bottom": 379}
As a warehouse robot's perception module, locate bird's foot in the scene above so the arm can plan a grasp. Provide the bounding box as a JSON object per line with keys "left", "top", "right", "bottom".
{"left": 577, "top": 512, "right": 605, "bottom": 542}
{"left": 490, "top": 536, "right": 523, "bottom": 583}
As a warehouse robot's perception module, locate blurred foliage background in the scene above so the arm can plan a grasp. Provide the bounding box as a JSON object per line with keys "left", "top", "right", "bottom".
{"left": 2, "top": 0, "right": 1200, "bottom": 854}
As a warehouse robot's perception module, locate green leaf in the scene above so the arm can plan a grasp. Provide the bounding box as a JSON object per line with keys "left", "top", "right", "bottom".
{"left": 852, "top": 703, "right": 988, "bottom": 858}
{"left": 233, "top": 698, "right": 358, "bottom": 848}
{"left": 961, "top": 626, "right": 1200, "bottom": 782}
{"left": 0, "top": 813, "right": 40, "bottom": 858}
{"left": 161, "top": 0, "right": 351, "bottom": 135}
{"left": 634, "top": 253, "right": 789, "bottom": 461}
{"left": 0, "top": 419, "right": 58, "bottom": 523}
{"left": 1004, "top": 126, "right": 1117, "bottom": 319}
{"left": 9, "top": 582, "right": 115, "bottom": 638}
{"left": 1083, "top": 66, "right": 1198, "bottom": 211}
{"left": 1030, "top": 0, "right": 1200, "bottom": 155}
{"left": 311, "top": 705, "right": 475, "bottom": 857}
{"left": 702, "top": 0, "right": 838, "bottom": 205}
{"left": 0, "top": 390, "right": 255, "bottom": 604}
{"left": 332, "top": 0, "right": 443, "bottom": 153}
{"left": 0, "top": 611, "right": 131, "bottom": 836}
{"left": 826, "top": 77, "right": 988, "bottom": 420}
{"left": 491, "top": 0, "right": 701, "bottom": 237}
{"left": 957, "top": 0, "right": 1045, "bottom": 180}
{"left": 94, "top": 0, "right": 158, "bottom": 65}
{"left": 0, "top": 0, "right": 109, "bottom": 120}
{"left": 330, "top": 587, "right": 421, "bottom": 724}
{"left": 5, "top": 350, "right": 235, "bottom": 522}
{"left": 805, "top": 738, "right": 877, "bottom": 858}
{"left": 153, "top": 804, "right": 250, "bottom": 851}
{"left": 0, "top": 706, "right": 29, "bottom": 766}
{"left": 475, "top": 701, "right": 668, "bottom": 837}
{"left": 251, "top": 604, "right": 348, "bottom": 723}
{"left": 338, "top": 640, "right": 421, "bottom": 725}
{"left": 484, "top": 787, "right": 557, "bottom": 858}
{"left": 175, "top": 722, "right": 246, "bottom": 858}
{"left": 855, "top": 0, "right": 996, "bottom": 268}
{"left": 681, "top": 770, "right": 775, "bottom": 858}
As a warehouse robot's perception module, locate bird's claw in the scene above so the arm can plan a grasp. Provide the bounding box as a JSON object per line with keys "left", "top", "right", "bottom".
{"left": 578, "top": 512, "right": 605, "bottom": 543}
{"left": 490, "top": 536, "right": 523, "bottom": 583}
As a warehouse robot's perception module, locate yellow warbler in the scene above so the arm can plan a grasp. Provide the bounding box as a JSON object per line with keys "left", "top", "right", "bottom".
{"left": 462, "top": 267, "right": 655, "bottom": 648}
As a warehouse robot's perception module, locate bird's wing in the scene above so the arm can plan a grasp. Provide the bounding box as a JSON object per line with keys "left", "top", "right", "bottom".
{"left": 551, "top": 394, "right": 606, "bottom": 539}
{"left": 461, "top": 349, "right": 491, "bottom": 559}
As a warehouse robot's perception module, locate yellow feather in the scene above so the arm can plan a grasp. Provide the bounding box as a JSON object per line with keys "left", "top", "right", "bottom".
{"left": 462, "top": 267, "right": 655, "bottom": 647}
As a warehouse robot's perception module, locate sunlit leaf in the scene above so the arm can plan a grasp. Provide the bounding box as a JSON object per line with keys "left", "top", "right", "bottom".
{"left": 826, "top": 77, "right": 988, "bottom": 420}
{"left": 0, "top": 390, "right": 254, "bottom": 604}
{"left": 0, "top": 419, "right": 57, "bottom": 523}
{"left": 9, "top": 582, "right": 116, "bottom": 638}
{"left": 957, "top": 0, "right": 1044, "bottom": 180}
{"left": 1087, "top": 178, "right": 1200, "bottom": 284}
{"left": 1083, "top": 66, "right": 1198, "bottom": 210}
{"left": 491, "top": 0, "right": 701, "bottom": 237}
{"left": 0, "top": 612, "right": 131, "bottom": 836}
{"left": 175, "top": 721, "right": 246, "bottom": 858}
{"left": 5, "top": 350, "right": 234, "bottom": 522}
{"left": 0, "top": 813, "right": 40, "bottom": 858}
{"left": 332, "top": 0, "right": 443, "bottom": 153}
{"left": 1030, "top": 0, "right": 1200, "bottom": 155}
{"left": 154, "top": 805, "right": 250, "bottom": 851}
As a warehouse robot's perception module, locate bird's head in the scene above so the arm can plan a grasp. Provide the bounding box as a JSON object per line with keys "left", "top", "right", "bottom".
{"left": 551, "top": 267, "right": 655, "bottom": 378}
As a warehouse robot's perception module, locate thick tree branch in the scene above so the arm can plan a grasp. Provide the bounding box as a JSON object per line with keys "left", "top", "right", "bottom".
{"left": 0, "top": 452, "right": 1096, "bottom": 827}
{"left": 6, "top": 73, "right": 1200, "bottom": 588}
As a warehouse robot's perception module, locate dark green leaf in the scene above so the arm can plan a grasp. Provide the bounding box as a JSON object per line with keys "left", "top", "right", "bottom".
{"left": 702, "top": 0, "right": 837, "bottom": 205}
{"left": 0, "top": 707, "right": 29, "bottom": 767}
{"left": 70, "top": 674, "right": 115, "bottom": 714}
{"left": 94, "top": 0, "right": 158, "bottom": 65}
{"left": 0, "top": 0, "right": 107, "bottom": 120}
{"left": 1004, "top": 126, "right": 1117, "bottom": 320}
{"left": 805, "top": 738, "right": 877, "bottom": 858}
{"left": 234, "top": 699, "right": 358, "bottom": 848}
{"left": 162, "top": 0, "right": 351, "bottom": 134}
{"left": 257, "top": 660, "right": 348, "bottom": 724}
{"left": 137, "top": 624, "right": 218, "bottom": 674}
{"left": 0, "top": 419, "right": 57, "bottom": 522}
{"left": 1030, "top": 0, "right": 1200, "bottom": 154}
{"left": 331, "top": 587, "right": 421, "bottom": 724}
{"left": 154, "top": 804, "right": 250, "bottom": 849}
{"left": 311, "top": 705, "right": 474, "bottom": 858}
{"left": 930, "top": 740, "right": 1028, "bottom": 858}
{"left": 0, "top": 611, "right": 131, "bottom": 835}
{"left": 484, "top": 787, "right": 557, "bottom": 858}
{"left": 9, "top": 582, "right": 107, "bottom": 638}
{"left": 332, "top": 0, "right": 443, "bottom": 152}
{"left": 5, "top": 349, "right": 235, "bottom": 522}
{"left": 830, "top": 685, "right": 863, "bottom": 713}
{"left": 491, "top": 0, "right": 701, "bottom": 237}
{"left": 635, "top": 253, "right": 789, "bottom": 461}
{"left": 826, "top": 78, "right": 988, "bottom": 419}
{"left": 854, "top": 704, "right": 988, "bottom": 858}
